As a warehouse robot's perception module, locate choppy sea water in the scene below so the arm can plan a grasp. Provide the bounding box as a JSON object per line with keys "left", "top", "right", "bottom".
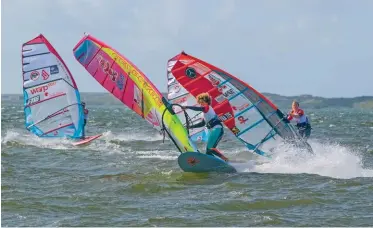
{"left": 2, "top": 97, "right": 373, "bottom": 226}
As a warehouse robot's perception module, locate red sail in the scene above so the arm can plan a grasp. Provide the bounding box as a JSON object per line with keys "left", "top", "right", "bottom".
{"left": 168, "top": 51, "right": 302, "bottom": 156}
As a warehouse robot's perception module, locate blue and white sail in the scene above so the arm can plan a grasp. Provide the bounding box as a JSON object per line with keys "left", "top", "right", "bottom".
{"left": 22, "top": 34, "right": 84, "bottom": 138}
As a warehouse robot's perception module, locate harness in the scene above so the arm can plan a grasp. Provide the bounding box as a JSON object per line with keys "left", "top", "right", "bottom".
{"left": 206, "top": 117, "right": 222, "bottom": 129}
{"left": 296, "top": 116, "right": 311, "bottom": 128}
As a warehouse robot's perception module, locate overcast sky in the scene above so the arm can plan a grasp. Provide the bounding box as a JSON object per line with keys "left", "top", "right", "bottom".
{"left": 2, "top": 0, "right": 373, "bottom": 97}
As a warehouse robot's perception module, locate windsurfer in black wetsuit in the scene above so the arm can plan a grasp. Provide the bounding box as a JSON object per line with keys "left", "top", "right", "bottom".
{"left": 81, "top": 102, "right": 88, "bottom": 139}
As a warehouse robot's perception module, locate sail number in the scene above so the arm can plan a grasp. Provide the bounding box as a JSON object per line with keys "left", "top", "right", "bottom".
{"left": 26, "top": 95, "right": 40, "bottom": 106}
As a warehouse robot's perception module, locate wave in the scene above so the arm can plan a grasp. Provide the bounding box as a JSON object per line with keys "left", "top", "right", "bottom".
{"left": 233, "top": 139, "right": 373, "bottom": 179}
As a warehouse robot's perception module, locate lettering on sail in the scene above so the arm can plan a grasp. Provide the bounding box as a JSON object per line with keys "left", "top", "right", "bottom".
{"left": 110, "top": 52, "right": 163, "bottom": 107}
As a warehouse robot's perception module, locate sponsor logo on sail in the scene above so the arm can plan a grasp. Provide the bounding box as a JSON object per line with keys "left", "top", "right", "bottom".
{"left": 110, "top": 52, "right": 163, "bottom": 107}
{"left": 221, "top": 88, "right": 235, "bottom": 97}
{"left": 30, "top": 81, "right": 57, "bottom": 95}
{"left": 174, "top": 96, "right": 188, "bottom": 104}
{"left": 207, "top": 73, "right": 221, "bottom": 86}
{"left": 237, "top": 116, "right": 248, "bottom": 124}
{"left": 30, "top": 71, "right": 39, "bottom": 81}
{"left": 215, "top": 88, "right": 236, "bottom": 103}
{"left": 185, "top": 67, "right": 197, "bottom": 79}
{"left": 173, "top": 85, "right": 181, "bottom": 93}
{"left": 116, "top": 74, "right": 125, "bottom": 90}
{"left": 232, "top": 103, "right": 249, "bottom": 111}
{"left": 50, "top": 65, "right": 59, "bottom": 74}
{"left": 231, "top": 126, "right": 240, "bottom": 135}
{"left": 42, "top": 70, "right": 49, "bottom": 80}
{"left": 219, "top": 112, "right": 233, "bottom": 122}
{"left": 97, "top": 54, "right": 125, "bottom": 90}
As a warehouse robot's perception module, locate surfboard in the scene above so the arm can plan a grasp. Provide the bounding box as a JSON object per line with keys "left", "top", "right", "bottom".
{"left": 72, "top": 134, "right": 103, "bottom": 146}
{"left": 178, "top": 152, "right": 237, "bottom": 173}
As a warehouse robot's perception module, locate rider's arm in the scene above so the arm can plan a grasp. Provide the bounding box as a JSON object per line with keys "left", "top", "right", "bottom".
{"left": 286, "top": 109, "right": 304, "bottom": 122}
{"left": 286, "top": 110, "right": 293, "bottom": 121}
{"left": 189, "top": 119, "right": 206, "bottom": 129}
{"left": 297, "top": 109, "right": 304, "bottom": 116}
{"left": 184, "top": 106, "right": 208, "bottom": 112}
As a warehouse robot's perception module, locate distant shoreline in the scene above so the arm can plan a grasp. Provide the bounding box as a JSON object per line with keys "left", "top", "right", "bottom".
{"left": 2, "top": 92, "right": 373, "bottom": 100}
{"left": 3, "top": 92, "right": 373, "bottom": 109}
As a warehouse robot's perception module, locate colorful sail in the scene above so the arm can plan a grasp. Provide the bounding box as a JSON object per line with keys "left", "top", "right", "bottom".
{"left": 167, "top": 56, "right": 208, "bottom": 142}
{"left": 168, "top": 51, "right": 303, "bottom": 156}
{"left": 73, "top": 34, "right": 198, "bottom": 153}
{"left": 22, "top": 34, "right": 84, "bottom": 138}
